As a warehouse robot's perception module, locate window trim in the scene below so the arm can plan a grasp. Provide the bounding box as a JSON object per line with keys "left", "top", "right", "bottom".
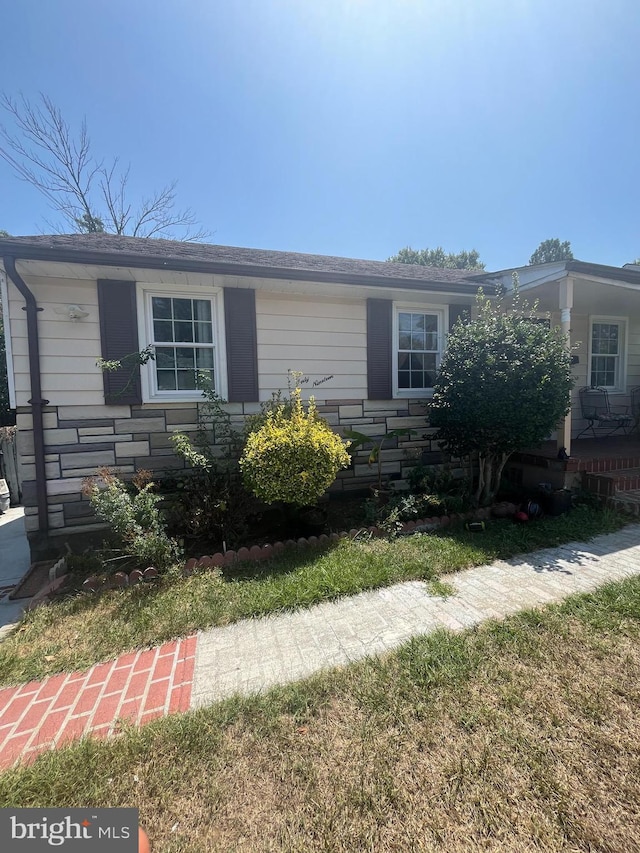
{"left": 136, "top": 283, "right": 227, "bottom": 403}
{"left": 588, "top": 315, "right": 627, "bottom": 393}
{"left": 392, "top": 302, "right": 448, "bottom": 399}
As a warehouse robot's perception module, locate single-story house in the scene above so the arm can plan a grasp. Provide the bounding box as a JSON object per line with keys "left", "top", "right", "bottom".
{"left": 2, "top": 233, "right": 640, "bottom": 556}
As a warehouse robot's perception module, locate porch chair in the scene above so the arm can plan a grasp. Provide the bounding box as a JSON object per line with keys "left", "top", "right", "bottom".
{"left": 576, "top": 386, "right": 633, "bottom": 439}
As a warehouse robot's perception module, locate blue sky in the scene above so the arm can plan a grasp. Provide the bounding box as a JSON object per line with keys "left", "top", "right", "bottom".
{"left": 1, "top": 0, "right": 639, "bottom": 270}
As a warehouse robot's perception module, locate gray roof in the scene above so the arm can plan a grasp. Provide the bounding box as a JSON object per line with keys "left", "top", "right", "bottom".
{"left": 0, "top": 234, "right": 491, "bottom": 292}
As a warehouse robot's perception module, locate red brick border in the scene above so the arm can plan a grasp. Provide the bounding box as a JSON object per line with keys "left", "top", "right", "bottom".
{"left": 181, "top": 509, "right": 495, "bottom": 575}
{"left": 0, "top": 635, "right": 197, "bottom": 771}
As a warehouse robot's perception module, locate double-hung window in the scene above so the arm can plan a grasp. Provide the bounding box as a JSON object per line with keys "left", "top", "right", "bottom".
{"left": 589, "top": 317, "right": 626, "bottom": 391}
{"left": 140, "top": 288, "right": 225, "bottom": 401}
{"left": 393, "top": 305, "right": 445, "bottom": 397}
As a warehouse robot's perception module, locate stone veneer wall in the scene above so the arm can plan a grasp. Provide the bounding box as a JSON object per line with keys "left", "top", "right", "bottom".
{"left": 16, "top": 399, "right": 449, "bottom": 544}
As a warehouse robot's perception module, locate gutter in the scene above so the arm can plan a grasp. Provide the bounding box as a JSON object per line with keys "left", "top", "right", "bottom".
{"left": 0, "top": 242, "right": 495, "bottom": 296}
{"left": 3, "top": 256, "right": 48, "bottom": 534}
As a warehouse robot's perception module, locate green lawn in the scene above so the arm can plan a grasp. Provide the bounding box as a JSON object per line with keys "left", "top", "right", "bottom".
{"left": 2, "top": 574, "right": 640, "bottom": 852}
{"left": 0, "top": 505, "right": 627, "bottom": 686}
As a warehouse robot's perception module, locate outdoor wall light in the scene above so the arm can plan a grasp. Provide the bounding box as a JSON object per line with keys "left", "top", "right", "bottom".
{"left": 54, "top": 304, "right": 90, "bottom": 321}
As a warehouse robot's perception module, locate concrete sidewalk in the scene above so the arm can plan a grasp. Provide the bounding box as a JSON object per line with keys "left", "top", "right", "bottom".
{"left": 192, "top": 525, "right": 640, "bottom": 706}
{"left": 0, "top": 507, "right": 31, "bottom": 636}
{"left": 1, "top": 524, "right": 639, "bottom": 770}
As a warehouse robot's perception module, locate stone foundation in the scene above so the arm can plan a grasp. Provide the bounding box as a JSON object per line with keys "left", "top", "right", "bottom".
{"left": 16, "top": 398, "right": 456, "bottom": 552}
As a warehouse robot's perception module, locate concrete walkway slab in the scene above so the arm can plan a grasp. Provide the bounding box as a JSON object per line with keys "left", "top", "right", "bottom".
{"left": 0, "top": 507, "right": 30, "bottom": 584}
{"left": 0, "top": 507, "right": 31, "bottom": 636}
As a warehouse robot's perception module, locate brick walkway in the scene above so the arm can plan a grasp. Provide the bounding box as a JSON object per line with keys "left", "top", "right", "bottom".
{"left": 0, "top": 637, "right": 195, "bottom": 769}
{"left": 1, "top": 525, "right": 639, "bottom": 771}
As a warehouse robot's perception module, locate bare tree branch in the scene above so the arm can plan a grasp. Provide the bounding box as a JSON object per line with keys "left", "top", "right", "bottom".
{"left": 0, "top": 93, "right": 210, "bottom": 241}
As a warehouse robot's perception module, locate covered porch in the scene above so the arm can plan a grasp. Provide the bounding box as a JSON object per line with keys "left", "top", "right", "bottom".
{"left": 492, "top": 259, "right": 640, "bottom": 456}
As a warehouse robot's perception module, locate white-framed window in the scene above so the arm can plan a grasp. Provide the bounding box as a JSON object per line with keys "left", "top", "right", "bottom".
{"left": 137, "top": 285, "right": 227, "bottom": 402}
{"left": 393, "top": 304, "right": 446, "bottom": 398}
{"left": 588, "top": 316, "right": 627, "bottom": 391}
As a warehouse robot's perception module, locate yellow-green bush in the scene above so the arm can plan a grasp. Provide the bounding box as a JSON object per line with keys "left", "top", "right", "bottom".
{"left": 240, "top": 388, "right": 350, "bottom": 506}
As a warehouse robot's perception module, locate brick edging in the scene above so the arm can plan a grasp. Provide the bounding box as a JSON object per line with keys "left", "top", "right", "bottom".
{"left": 181, "top": 506, "right": 494, "bottom": 575}
{"left": 79, "top": 507, "right": 500, "bottom": 592}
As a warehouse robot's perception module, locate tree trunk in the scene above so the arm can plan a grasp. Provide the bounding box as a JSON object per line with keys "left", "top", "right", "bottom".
{"left": 475, "top": 452, "right": 510, "bottom": 506}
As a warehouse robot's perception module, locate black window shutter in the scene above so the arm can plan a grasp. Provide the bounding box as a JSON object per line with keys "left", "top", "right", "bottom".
{"left": 367, "top": 298, "right": 392, "bottom": 400}
{"left": 448, "top": 304, "right": 470, "bottom": 331}
{"left": 97, "top": 279, "right": 142, "bottom": 405}
{"left": 224, "top": 288, "right": 259, "bottom": 402}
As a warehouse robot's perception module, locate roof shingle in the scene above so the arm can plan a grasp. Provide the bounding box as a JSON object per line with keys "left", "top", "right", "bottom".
{"left": 0, "top": 233, "right": 489, "bottom": 289}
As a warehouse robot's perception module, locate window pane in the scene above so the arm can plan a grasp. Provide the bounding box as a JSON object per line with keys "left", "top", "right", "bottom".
{"left": 425, "top": 332, "right": 438, "bottom": 351}
{"left": 174, "top": 321, "right": 194, "bottom": 342}
{"left": 592, "top": 323, "right": 619, "bottom": 355}
{"left": 196, "top": 368, "right": 215, "bottom": 389}
{"left": 155, "top": 347, "right": 175, "bottom": 369}
{"left": 194, "top": 299, "right": 212, "bottom": 321}
{"left": 152, "top": 297, "right": 172, "bottom": 319}
{"left": 591, "top": 355, "right": 616, "bottom": 387}
{"left": 195, "top": 348, "right": 214, "bottom": 369}
{"left": 173, "top": 299, "right": 193, "bottom": 320}
{"left": 177, "top": 370, "right": 197, "bottom": 390}
{"left": 195, "top": 322, "right": 213, "bottom": 344}
{"left": 157, "top": 370, "right": 176, "bottom": 390}
{"left": 176, "top": 348, "right": 195, "bottom": 369}
{"left": 424, "top": 353, "right": 437, "bottom": 374}
{"left": 591, "top": 321, "right": 621, "bottom": 387}
{"left": 154, "top": 320, "right": 173, "bottom": 342}
{"left": 397, "top": 311, "right": 440, "bottom": 392}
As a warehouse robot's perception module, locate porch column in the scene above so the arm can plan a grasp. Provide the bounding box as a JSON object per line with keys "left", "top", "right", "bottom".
{"left": 557, "top": 276, "right": 574, "bottom": 455}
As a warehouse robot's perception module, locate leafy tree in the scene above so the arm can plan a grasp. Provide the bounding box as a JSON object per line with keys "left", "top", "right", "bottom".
{"left": 429, "top": 279, "right": 573, "bottom": 506}
{"left": 528, "top": 238, "right": 573, "bottom": 265}
{"left": 388, "top": 246, "right": 485, "bottom": 270}
{"left": 74, "top": 212, "right": 105, "bottom": 233}
{"left": 0, "top": 94, "right": 207, "bottom": 239}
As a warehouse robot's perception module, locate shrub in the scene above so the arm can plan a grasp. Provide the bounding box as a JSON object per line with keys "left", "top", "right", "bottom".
{"left": 82, "top": 468, "right": 181, "bottom": 570}
{"left": 407, "top": 462, "right": 472, "bottom": 507}
{"left": 240, "top": 386, "right": 350, "bottom": 506}
{"left": 429, "top": 278, "right": 574, "bottom": 506}
{"left": 169, "top": 379, "right": 255, "bottom": 546}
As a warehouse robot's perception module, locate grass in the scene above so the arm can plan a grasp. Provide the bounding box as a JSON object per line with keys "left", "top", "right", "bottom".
{"left": 0, "top": 505, "right": 627, "bottom": 686}
{"left": 426, "top": 578, "right": 456, "bottom": 598}
{"left": 2, "top": 575, "right": 640, "bottom": 851}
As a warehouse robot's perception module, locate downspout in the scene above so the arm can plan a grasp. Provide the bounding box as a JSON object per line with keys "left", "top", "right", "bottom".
{"left": 3, "top": 256, "right": 48, "bottom": 534}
